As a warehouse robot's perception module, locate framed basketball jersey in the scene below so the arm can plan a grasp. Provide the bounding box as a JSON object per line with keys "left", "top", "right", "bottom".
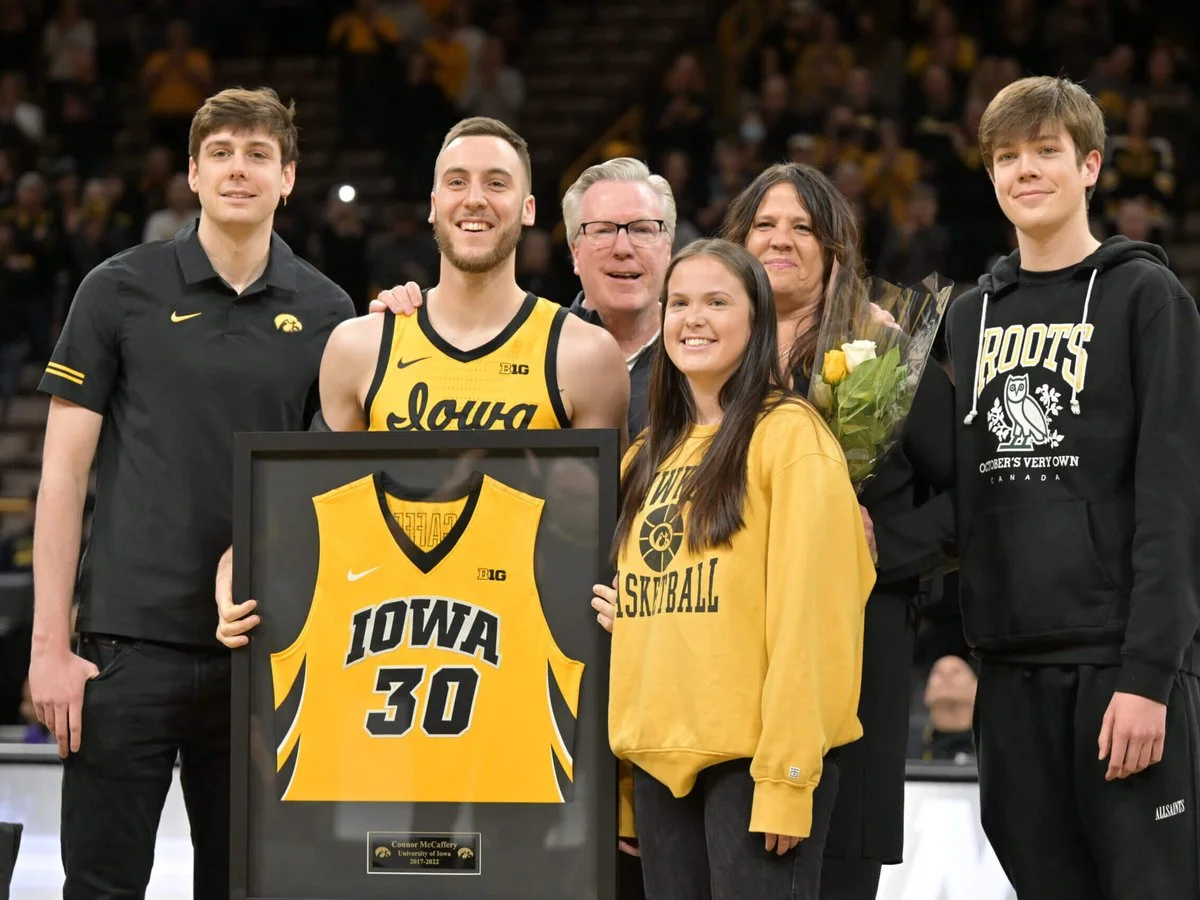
{"left": 270, "top": 470, "right": 583, "bottom": 805}
{"left": 230, "top": 429, "right": 620, "bottom": 900}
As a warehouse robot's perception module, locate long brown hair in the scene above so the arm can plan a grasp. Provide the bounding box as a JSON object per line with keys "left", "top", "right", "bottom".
{"left": 612, "top": 239, "right": 794, "bottom": 563}
{"left": 719, "top": 162, "right": 863, "bottom": 378}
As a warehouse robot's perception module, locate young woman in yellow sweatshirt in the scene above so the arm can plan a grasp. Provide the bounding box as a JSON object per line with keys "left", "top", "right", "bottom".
{"left": 593, "top": 238, "right": 876, "bottom": 899}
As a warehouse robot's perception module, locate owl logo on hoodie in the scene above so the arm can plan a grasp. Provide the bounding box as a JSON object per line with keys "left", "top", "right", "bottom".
{"left": 988, "top": 373, "right": 1065, "bottom": 451}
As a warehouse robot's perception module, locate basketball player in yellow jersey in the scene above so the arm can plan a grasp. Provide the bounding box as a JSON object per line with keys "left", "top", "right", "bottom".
{"left": 317, "top": 116, "right": 631, "bottom": 438}
{"left": 271, "top": 469, "right": 583, "bottom": 804}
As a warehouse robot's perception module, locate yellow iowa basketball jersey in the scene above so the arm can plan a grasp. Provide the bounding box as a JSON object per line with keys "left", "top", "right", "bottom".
{"left": 365, "top": 291, "right": 571, "bottom": 432}
{"left": 271, "top": 470, "right": 584, "bottom": 804}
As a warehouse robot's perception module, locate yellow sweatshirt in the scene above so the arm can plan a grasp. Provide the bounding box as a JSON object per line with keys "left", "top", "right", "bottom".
{"left": 609, "top": 401, "right": 875, "bottom": 840}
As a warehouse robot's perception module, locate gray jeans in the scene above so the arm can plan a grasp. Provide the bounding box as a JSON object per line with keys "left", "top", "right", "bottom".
{"left": 633, "top": 755, "right": 840, "bottom": 900}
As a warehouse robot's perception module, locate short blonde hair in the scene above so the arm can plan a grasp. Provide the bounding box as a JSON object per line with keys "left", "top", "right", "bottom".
{"left": 437, "top": 117, "right": 532, "bottom": 193}
{"left": 561, "top": 158, "right": 676, "bottom": 244}
{"left": 979, "top": 75, "right": 1106, "bottom": 199}
{"left": 189, "top": 87, "right": 299, "bottom": 165}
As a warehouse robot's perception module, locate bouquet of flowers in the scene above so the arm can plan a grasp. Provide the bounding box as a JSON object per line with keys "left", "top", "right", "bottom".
{"left": 807, "top": 265, "right": 954, "bottom": 492}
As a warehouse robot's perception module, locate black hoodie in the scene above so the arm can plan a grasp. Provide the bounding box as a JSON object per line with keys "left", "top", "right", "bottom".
{"left": 946, "top": 236, "right": 1200, "bottom": 704}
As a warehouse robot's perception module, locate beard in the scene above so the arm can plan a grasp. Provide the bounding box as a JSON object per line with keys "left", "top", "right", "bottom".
{"left": 434, "top": 217, "right": 523, "bottom": 274}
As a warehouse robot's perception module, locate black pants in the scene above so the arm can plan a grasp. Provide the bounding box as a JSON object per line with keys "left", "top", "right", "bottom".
{"left": 818, "top": 858, "right": 881, "bottom": 900}
{"left": 975, "top": 663, "right": 1200, "bottom": 900}
{"left": 633, "top": 757, "right": 839, "bottom": 900}
{"left": 61, "top": 633, "right": 232, "bottom": 900}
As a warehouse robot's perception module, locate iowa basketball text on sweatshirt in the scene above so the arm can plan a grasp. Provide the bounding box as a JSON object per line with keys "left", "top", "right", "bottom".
{"left": 608, "top": 401, "right": 876, "bottom": 840}
{"left": 947, "top": 237, "right": 1200, "bottom": 704}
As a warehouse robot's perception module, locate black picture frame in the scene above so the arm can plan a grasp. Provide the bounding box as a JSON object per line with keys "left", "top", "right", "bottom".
{"left": 229, "top": 429, "right": 621, "bottom": 900}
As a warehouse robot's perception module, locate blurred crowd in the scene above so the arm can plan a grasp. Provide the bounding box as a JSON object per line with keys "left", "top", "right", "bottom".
{"left": 1, "top": 0, "right": 1196, "bottom": 752}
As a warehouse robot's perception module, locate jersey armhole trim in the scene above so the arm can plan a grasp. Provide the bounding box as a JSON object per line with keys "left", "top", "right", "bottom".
{"left": 546, "top": 306, "right": 571, "bottom": 428}
{"left": 363, "top": 313, "right": 395, "bottom": 426}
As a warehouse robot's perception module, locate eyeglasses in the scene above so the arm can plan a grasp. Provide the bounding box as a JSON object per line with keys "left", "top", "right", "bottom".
{"left": 577, "top": 219, "right": 666, "bottom": 247}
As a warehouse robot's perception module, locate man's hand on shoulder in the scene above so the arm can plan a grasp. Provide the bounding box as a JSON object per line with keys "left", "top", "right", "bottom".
{"left": 369, "top": 282, "right": 424, "bottom": 316}
{"left": 557, "top": 314, "right": 631, "bottom": 442}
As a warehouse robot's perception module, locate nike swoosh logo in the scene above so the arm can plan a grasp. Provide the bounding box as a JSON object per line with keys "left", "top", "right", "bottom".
{"left": 171, "top": 311, "right": 203, "bottom": 322}
{"left": 347, "top": 566, "right": 380, "bottom": 582}
{"left": 396, "top": 356, "right": 429, "bottom": 369}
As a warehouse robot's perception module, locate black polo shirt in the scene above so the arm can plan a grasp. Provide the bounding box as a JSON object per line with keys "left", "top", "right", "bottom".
{"left": 39, "top": 218, "right": 354, "bottom": 648}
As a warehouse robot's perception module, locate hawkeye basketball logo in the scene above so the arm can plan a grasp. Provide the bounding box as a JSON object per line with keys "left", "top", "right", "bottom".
{"left": 974, "top": 321, "right": 1091, "bottom": 484}
{"left": 618, "top": 464, "right": 720, "bottom": 619}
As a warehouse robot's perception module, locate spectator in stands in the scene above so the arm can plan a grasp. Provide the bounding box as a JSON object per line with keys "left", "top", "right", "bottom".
{"left": 0, "top": 71, "right": 44, "bottom": 172}
{"left": 53, "top": 45, "right": 114, "bottom": 180}
{"left": 847, "top": 8, "right": 906, "bottom": 115}
{"left": 514, "top": 226, "right": 573, "bottom": 303}
{"left": 127, "top": 145, "right": 174, "bottom": 236}
{"left": 646, "top": 52, "right": 712, "bottom": 171}
{"left": 448, "top": 0, "right": 486, "bottom": 79}
{"left": 365, "top": 201, "right": 439, "bottom": 301}
{"left": 876, "top": 181, "right": 949, "bottom": 286}
{"left": 1097, "top": 96, "right": 1175, "bottom": 243}
{"left": 1, "top": 172, "right": 64, "bottom": 362}
{"left": 694, "top": 137, "right": 750, "bottom": 235}
{"left": 1086, "top": 43, "right": 1136, "bottom": 131}
{"left": 0, "top": 149, "right": 14, "bottom": 208}
{"left": 458, "top": 34, "right": 524, "bottom": 129}
{"left": 328, "top": 0, "right": 401, "bottom": 148}
{"left": 747, "top": 73, "right": 803, "bottom": 169}
{"left": 423, "top": 11, "right": 471, "bottom": 105}
{"left": 918, "top": 655, "right": 977, "bottom": 763}
{"left": 0, "top": 488, "right": 32, "bottom": 573}
{"left": 66, "top": 177, "right": 133, "bottom": 299}
{"left": 1043, "top": 0, "right": 1112, "bottom": 80}
{"left": 980, "top": 0, "right": 1044, "bottom": 75}
{"left": 719, "top": 162, "right": 955, "bottom": 900}
{"left": 905, "top": 6, "right": 977, "bottom": 87}
{"left": 385, "top": 46, "right": 459, "bottom": 196}
{"left": 795, "top": 10, "right": 854, "bottom": 108}
{"left": 842, "top": 67, "right": 886, "bottom": 152}
{"left": 660, "top": 149, "right": 702, "bottom": 251}
{"left": 42, "top": 0, "right": 95, "bottom": 90}
{"left": 142, "top": 172, "right": 198, "bottom": 243}
{"left": 310, "top": 188, "right": 369, "bottom": 313}
{"left": 378, "top": 0, "right": 430, "bottom": 44}
{"left": 907, "top": 63, "right": 964, "bottom": 184}
{"left": 939, "top": 97, "right": 1010, "bottom": 279}
{"left": 140, "top": 19, "right": 214, "bottom": 162}
{"left": 861, "top": 118, "right": 920, "bottom": 231}
{"left": 0, "top": 219, "right": 24, "bottom": 427}
{"left": 0, "top": 0, "right": 34, "bottom": 77}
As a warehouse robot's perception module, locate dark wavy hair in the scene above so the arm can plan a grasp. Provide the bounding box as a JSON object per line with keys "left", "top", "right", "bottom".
{"left": 611, "top": 239, "right": 795, "bottom": 562}
{"left": 719, "top": 162, "right": 864, "bottom": 377}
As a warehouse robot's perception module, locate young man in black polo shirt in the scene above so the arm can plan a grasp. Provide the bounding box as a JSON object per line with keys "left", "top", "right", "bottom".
{"left": 26, "top": 87, "right": 356, "bottom": 899}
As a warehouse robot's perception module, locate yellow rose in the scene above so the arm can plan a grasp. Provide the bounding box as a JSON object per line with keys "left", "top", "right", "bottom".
{"left": 823, "top": 349, "right": 849, "bottom": 385}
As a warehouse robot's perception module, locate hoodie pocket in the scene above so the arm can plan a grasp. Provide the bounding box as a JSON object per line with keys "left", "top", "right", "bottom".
{"left": 961, "top": 500, "right": 1122, "bottom": 646}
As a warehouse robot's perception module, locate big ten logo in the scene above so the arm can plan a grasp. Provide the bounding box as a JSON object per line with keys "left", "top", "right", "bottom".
{"left": 499, "top": 362, "right": 529, "bottom": 375}
{"left": 477, "top": 567, "right": 507, "bottom": 581}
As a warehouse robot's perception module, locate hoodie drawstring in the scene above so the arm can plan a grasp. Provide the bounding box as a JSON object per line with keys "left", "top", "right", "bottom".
{"left": 964, "top": 268, "right": 1098, "bottom": 425}
{"left": 1069, "top": 268, "right": 1097, "bottom": 415}
{"left": 963, "top": 293, "right": 989, "bottom": 425}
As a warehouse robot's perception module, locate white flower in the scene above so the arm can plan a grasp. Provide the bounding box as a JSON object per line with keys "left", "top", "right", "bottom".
{"left": 840, "top": 339, "right": 877, "bottom": 372}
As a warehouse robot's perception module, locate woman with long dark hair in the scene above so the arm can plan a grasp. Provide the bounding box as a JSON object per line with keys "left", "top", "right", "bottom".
{"left": 598, "top": 238, "right": 876, "bottom": 899}
{"left": 720, "top": 163, "right": 956, "bottom": 899}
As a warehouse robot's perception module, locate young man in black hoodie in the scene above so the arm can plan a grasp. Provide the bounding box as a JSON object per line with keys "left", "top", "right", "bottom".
{"left": 947, "top": 75, "right": 1200, "bottom": 899}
